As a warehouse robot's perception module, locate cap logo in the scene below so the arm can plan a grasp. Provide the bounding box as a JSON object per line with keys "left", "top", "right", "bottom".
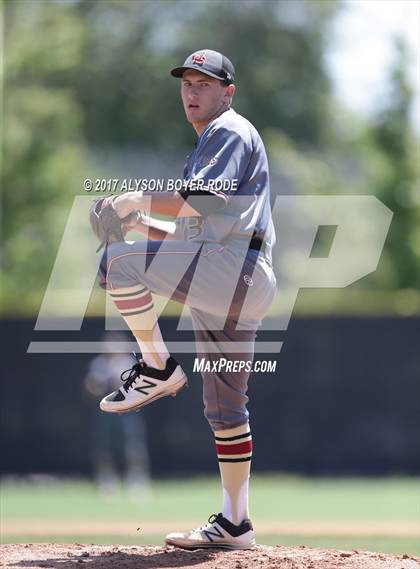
{"left": 192, "top": 52, "right": 206, "bottom": 66}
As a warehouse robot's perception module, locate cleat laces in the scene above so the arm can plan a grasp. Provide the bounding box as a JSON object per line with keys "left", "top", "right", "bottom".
{"left": 193, "top": 514, "right": 219, "bottom": 533}
{"left": 120, "top": 353, "right": 147, "bottom": 392}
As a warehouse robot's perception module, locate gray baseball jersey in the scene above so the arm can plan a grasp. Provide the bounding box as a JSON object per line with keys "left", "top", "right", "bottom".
{"left": 175, "top": 108, "right": 275, "bottom": 263}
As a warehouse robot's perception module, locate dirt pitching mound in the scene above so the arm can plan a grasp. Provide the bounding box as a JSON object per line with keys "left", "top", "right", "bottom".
{"left": 1, "top": 543, "right": 419, "bottom": 569}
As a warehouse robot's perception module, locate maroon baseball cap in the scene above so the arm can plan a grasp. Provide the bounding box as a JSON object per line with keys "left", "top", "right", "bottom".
{"left": 170, "top": 49, "right": 235, "bottom": 84}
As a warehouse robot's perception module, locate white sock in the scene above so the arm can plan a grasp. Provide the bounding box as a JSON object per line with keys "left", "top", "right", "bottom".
{"left": 214, "top": 423, "right": 252, "bottom": 525}
{"left": 108, "top": 284, "right": 170, "bottom": 369}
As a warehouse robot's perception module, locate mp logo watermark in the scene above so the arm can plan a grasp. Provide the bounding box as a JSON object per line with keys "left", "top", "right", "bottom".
{"left": 27, "top": 195, "right": 392, "bottom": 354}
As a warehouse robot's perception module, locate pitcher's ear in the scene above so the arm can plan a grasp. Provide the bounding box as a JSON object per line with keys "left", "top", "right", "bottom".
{"left": 226, "top": 84, "right": 236, "bottom": 97}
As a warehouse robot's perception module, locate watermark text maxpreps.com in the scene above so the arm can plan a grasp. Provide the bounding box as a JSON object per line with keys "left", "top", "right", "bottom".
{"left": 194, "top": 358, "right": 277, "bottom": 373}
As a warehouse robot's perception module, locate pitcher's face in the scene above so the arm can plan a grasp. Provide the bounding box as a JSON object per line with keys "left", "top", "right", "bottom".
{"left": 181, "top": 70, "right": 233, "bottom": 133}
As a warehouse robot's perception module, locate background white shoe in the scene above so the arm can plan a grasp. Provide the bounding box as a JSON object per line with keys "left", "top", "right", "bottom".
{"left": 165, "top": 513, "right": 255, "bottom": 550}
{"left": 100, "top": 356, "right": 187, "bottom": 413}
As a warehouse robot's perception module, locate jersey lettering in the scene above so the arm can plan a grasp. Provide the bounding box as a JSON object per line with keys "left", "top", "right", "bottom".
{"left": 186, "top": 217, "right": 204, "bottom": 240}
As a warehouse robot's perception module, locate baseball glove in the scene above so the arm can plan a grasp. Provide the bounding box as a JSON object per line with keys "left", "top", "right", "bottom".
{"left": 89, "top": 196, "right": 138, "bottom": 251}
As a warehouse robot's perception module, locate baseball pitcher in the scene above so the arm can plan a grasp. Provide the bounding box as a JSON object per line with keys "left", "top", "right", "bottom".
{"left": 90, "top": 49, "right": 277, "bottom": 549}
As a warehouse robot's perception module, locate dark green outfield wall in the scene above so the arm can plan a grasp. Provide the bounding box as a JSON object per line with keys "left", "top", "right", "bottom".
{"left": 1, "top": 317, "right": 419, "bottom": 476}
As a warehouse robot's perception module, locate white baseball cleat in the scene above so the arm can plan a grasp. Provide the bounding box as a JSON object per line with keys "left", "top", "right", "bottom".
{"left": 100, "top": 356, "right": 187, "bottom": 413}
{"left": 165, "top": 513, "right": 255, "bottom": 550}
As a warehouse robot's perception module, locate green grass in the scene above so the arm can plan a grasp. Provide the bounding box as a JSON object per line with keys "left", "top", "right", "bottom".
{"left": 2, "top": 475, "right": 418, "bottom": 522}
{"left": 1, "top": 476, "right": 419, "bottom": 555}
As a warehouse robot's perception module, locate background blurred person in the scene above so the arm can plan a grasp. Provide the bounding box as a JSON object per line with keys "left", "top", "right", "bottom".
{"left": 84, "top": 334, "right": 151, "bottom": 499}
